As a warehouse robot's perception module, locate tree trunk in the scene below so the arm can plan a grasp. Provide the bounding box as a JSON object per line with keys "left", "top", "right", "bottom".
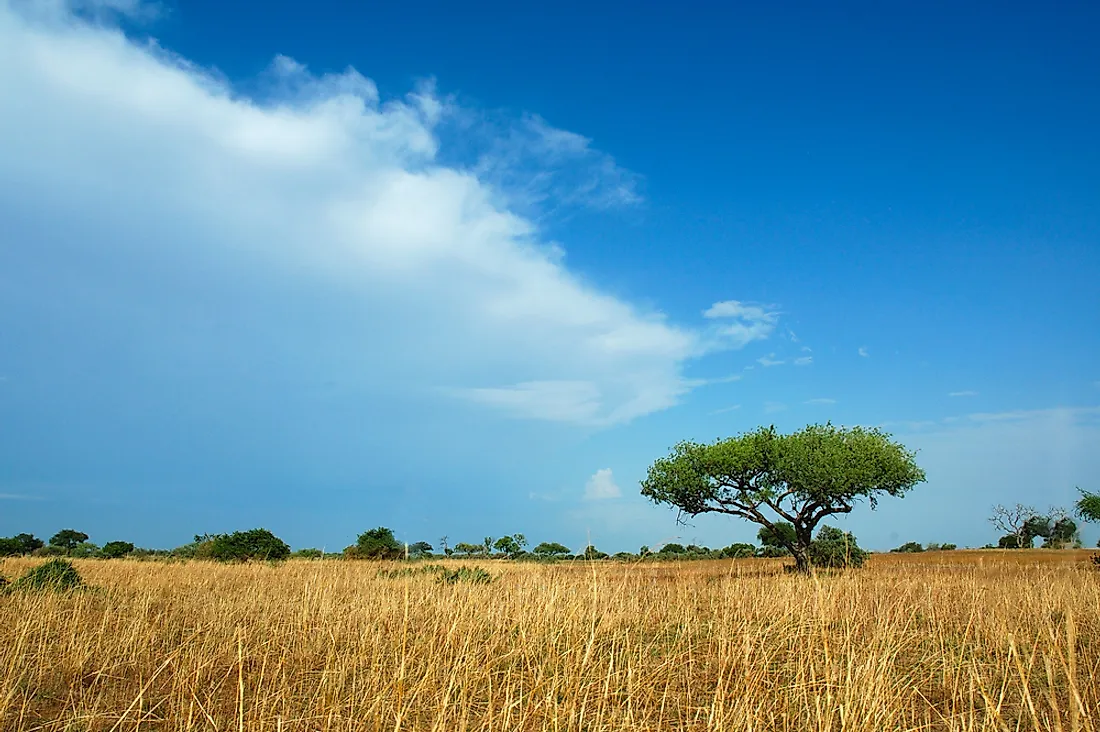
{"left": 791, "top": 544, "right": 812, "bottom": 574}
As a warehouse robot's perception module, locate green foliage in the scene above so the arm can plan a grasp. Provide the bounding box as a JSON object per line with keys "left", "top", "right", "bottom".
{"left": 377, "top": 564, "right": 447, "bottom": 579}
{"left": 407, "top": 541, "right": 434, "bottom": 557}
{"left": 11, "top": 559, "right": 83, "bottom": 592}
{"left": 758, "top": 522, "right": 797, "bottom": 550}
{"left": 69, "top": 542, "right": 100, "bottom": 558}
{"left": 100, "top": 541, "right": 135, "bottom": 559}
{"left": 493, "top": 534, "right": 528, "bottom": 557}
{"left": 998, "top": 534, "right": 1022, "bottom": 549}
{"left": 49, "top": 529, "right": 89, "bottom": 551}
{"left": 452, "top": 542, "right": 484, "bottom": 557}
{"left": 658, "top": 543, "right": 686, "bottom": 554}
{"left": 582, "top": 545, "right": 608, "bottom": 560}
{"left": 292, "top": 548, "right": 324, "bottom": 559}
{"left": 1075, "top": 488, "right": 1100, "bottom": 523}
{"left": 204, "top": 529, "right": 291, "bottom": 562}
{"left": 642, "top": 424, "right": 925, "bottom": 573}
{"left": 891, "top": 541, "right": 925, "bottom": 553}
{"left": 940, "top": 543, "right": 957, "bottom": 551}
{"left": 438, "top": 566, "right": 494, "bottom": 585}
{"left": 756, "top": 545, "right": 791, "bottom": 558}
{"left": 719, "top": 542, "right": 756, "bottom": 558}
{"left": 350, "top": 527, "right": 402, "bottom": 560}
{"left": 532, "top": 542, "right": 571, "bottom": 557}
{"left": 807, "top": 526, "right": 869, "bottom": 569}
{"left": 1044, "top": 518, "right": 1079, "bottom": 548}
{"left": 0, "top": 533, "right": 44, "bottom": 556}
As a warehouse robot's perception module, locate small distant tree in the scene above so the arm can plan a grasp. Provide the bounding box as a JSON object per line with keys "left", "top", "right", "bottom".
{"left": 0, "top": 534, "right": 44, "bottom": 556}
{"left": 438, "top": 536, "right": 450, "bottom": 555}
{"left": 658, "top": 542, "right": 686, "bottom": 555}
{"left": 639, "top": 545, "right": 651, "bottom": 556}
{"left": 207, "top": 529, "right": 291, "bottom": 562}
{"left": 350, "top": 527, "right": 402, "bottom": 560}
{"left": 408, "top": 541, "right": 433, "bottom": 558}
{"left": 49, "top": 529, "right": 89, "bottom": 552}
{"left": 492, "top": 534, "right": 527, "bottom": 557}
{"left": 100, "top": 541, "right": 135, "bottom": 559}
{"left": 719, "top": 542, "right": 756, "bottom": 558}
{"left": 452, "top": 542, "right": 482, "bottom": 556}
{"left": 582, "top": 545, "right": 608, "bottom": 560}
{"left": 1044, "top": 517, "right": 1080, "bottom": 548}
{"left": 989, "top": 504, "right": 1039, "bottom": 549}
{"left": 532, "top": 542, "right": 571, "bottom": 558}
{"left": 5, "top": 533, "right": 45, "bottom": 555}
{"left": 69, "top": 542, "right": 100, "bottom": 558}
{"left": 292, "top": 548, "right": 324, "bottom": 559}
{"left": 940, "top": 543, "right": 957, "bottom": 551}
{"left": 891, "top": 541, "right": 925, "bottom": 553}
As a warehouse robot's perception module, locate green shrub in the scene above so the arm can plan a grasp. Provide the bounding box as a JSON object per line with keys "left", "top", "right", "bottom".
{"left": 377, "top": 564, "right": 447, "bottom": 579}
{"left": 808, "top": 526, "right": 869, "bottom": 569}
{"left": 438, "top": 566, "right": 494, "bottom": 585}
{"left": 720, "top": 543, "right": 756, "bottom": 558}
{"left": 204, "top": 529, "right": 291, "bottom": 562}
{"left": 891, "top": 541, "right": 924, "bottom": 553}
{"left": 12, "top": 559, "right": 83, "bottom": 592}
{"left": 348, "top": 527, "right": 402, "bottom": 560}
{"left": 100, "top": 541, "right": 135, "bottom": 559}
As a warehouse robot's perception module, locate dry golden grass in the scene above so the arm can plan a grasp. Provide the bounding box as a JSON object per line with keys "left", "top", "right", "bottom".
{"left": 1, "top": 551, "right": 1097, "bottom": 731}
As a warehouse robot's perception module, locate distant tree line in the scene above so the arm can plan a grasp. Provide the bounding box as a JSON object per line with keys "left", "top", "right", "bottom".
{"left": 3, "top": 488, "right": 1098, "bottom": 566}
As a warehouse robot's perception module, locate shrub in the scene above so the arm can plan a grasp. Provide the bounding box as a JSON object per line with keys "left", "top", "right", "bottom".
{"left": 891, "top": 541, "right": 924, "bottom": 553}
{"left": 0, "top": 533, "right": 45, "bottom": 556}
{"left": 12, "top": 559, "right": 83, "bottom": 592}
{"left": 205, "top": 529, "right": 291, "bottom": 562}
{"left": 349, "top": 527, "right": 402, "bottom": 560}
{"left": 658, "top": 543, "right": 686, "bottom": 554}
{"left": 808, "top": 526, "right": 869, "bottom": 569}
{"left": 100, "top": 541, "right": 135, "bottom": 559}
{"left": 438, "top": 566, "right": 494, "bottom": 585}
{"left": 292, "top": 548, "right": 324, "bottom": 559}
{"left": 720, "top": 543, "right": 756, "bottom": 558}
{"left": 941, "top": 543, "right": 957, "bottom": 551}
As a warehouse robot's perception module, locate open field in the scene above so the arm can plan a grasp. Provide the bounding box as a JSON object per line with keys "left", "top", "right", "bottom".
{"left": 2, "top": 551, "right": 1098, "bottom": 731}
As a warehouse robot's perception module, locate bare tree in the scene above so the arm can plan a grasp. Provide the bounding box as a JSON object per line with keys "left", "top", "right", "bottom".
{"left": 989, "top": 504, "right": 1038, "bottom": 548}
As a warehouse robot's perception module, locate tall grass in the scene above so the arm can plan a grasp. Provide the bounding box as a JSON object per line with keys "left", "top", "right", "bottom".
{"left": 1, "top": 551, "right": 1096, "bottom": 731}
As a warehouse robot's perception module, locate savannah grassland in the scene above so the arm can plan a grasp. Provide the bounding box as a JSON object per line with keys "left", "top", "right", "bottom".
{"left": 1, "top": 551, "right": 1097, "bottom": 731}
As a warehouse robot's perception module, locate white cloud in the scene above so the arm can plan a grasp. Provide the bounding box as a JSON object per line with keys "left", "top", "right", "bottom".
{"left": 949, "top": 390, "right": 979, "bottom": 397}
{"left": 709, "top": 404, "right": 742, "bottom": 415}
{"left": 757, "top": 354, "right": 784, "bottom": 367}
{"left": 583, "top": 468, "right": 621, "bottom": 500}
{"left": 804, "top": 398, "right": 836, "bottom": 405}
{"left": 858, "top": 347, "right": 869, "bottom": 358}
{"left": 793, "top": 355, "right": 812, "bottom": 366}
{"left": 0, "top": 2, "right": 782, "bottom": 428}
{"left": 702, "top": 300, "right": 780, "bottom": 349}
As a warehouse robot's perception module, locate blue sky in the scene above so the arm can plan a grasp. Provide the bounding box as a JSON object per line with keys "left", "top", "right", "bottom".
{"left": 1, "top": 0, "right": 1098, "bottom": 553}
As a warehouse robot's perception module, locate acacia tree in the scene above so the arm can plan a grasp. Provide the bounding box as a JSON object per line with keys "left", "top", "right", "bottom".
{"left": 640, "top": 424, "right": 925, "bottom": 574}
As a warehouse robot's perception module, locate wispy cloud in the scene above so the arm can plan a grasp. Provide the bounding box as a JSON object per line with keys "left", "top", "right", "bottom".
{"left": 804, "top": 398, "right": 836, "bottom": 405}
{"left": 702, "top": 301, "right": 780, "bottom": 349}
{"left": 858, "top": 346, "right": 869, "bottom": 358}
{"left": 949, "top": 390, "right": 979, "bottom": 398}
{"left": 793, "top": 355, "right": 813, "bottom": 366}
{"left": 757, "top": 353, "right": 785, "bottom": 367}
{"left": 583, "top": 468, "right": 622, "bottom": 500}
{"left": 764, "top": 401, "right": 787, "bottom": 414}
{"left": 709, "top": 404, "right": 742, "bottom": 415}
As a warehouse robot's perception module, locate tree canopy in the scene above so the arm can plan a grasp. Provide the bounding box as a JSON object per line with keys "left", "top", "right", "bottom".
{"left": 1076, "top": 488, "right": 1100, "bottom": 523}
{"left": 49, "top": 529, "right": 89, "bottom": 551}
{"left": 641, "top": 423, "right": 925, "bottom": 573}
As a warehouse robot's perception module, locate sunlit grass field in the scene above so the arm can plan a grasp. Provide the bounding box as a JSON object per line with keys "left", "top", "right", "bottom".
{"left": 1, "top": 551, "right": 1097, "bottom": 731}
